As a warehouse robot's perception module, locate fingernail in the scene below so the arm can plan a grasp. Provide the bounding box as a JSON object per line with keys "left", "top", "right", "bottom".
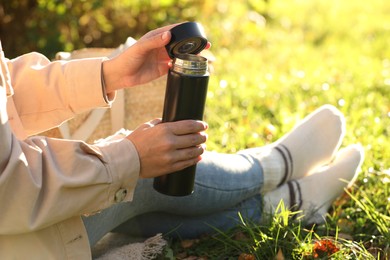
{"left": 162, "top": 31, "right": 170, "bottom": 41}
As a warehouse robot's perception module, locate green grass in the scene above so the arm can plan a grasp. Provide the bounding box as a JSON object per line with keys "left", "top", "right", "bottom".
{"left": 162, "top": 0, "right": 390, "bottom": 258}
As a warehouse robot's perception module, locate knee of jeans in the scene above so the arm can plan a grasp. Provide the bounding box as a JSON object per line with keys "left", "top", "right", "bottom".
{"left": 195, "top": 155, "right": 263, "bottom": 192}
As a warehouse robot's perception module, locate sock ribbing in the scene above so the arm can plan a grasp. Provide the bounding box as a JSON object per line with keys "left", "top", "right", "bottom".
{"left": 287, "top": 180, "right": 302, "bottom": 210}
{"left": 255, "top": 147, "right": 286, "bottom": 193}
{"left": 275, "top": 144, "right": 293, "bottom": 187}
{"left": 255, "top": 144, "right": 294, "bottom": 193}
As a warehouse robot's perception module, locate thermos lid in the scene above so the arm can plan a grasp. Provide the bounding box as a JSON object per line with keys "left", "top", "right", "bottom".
{"left": 165, "top": 22, "right": 208, "bottom": 59}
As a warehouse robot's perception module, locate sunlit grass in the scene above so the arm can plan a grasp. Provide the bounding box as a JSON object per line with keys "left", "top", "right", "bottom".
{"left": 164, "top": 202, "right": 379, "bottom": 259}
{"left": 163, "top": 0, "right": 390, "bottom": 258}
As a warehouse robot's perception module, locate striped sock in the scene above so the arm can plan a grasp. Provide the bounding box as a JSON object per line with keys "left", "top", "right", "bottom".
{"left": 262, "top": 144, "right": 364, "bottom": 223}
{"left": 240, "top": 105, "right": 346, "bottom": 193}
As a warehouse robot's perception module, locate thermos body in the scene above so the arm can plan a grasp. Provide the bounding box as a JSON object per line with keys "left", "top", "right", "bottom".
{"left": 153, "top": 54, "right": 209, "bottom": 196}
{"left": 162, "top": 70, "right": 209, "bottom": 122}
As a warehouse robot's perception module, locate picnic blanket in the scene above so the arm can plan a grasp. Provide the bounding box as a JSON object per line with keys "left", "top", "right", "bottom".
{"left": 92, "top": 233, "right": 167, "bottom": 260}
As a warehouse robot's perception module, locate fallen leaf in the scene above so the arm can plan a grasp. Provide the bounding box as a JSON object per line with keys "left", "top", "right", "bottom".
{"left": 238, "top": 253, "right": 255, "bottom": 260}
{"left": 181, "top": 239, "right": 196, "bottom": 249}
{"left": 275, "top": 248, "right": 285, "bottom": 260}
{"left": 312, "top": 239, "right": 340, "bottom": 258}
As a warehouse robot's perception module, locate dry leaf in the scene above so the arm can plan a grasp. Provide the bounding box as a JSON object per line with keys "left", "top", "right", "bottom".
{"left": 238, "top": 253, "right": 255, "bottom": 260}
{"left": 312, "top": 239, "right": 340, "bottom": 258}
{"left": 181, "top": 239, "right": 196, "bottom": 249}
{"left": 275, "top": 248, "right": 285, "bottom": 260}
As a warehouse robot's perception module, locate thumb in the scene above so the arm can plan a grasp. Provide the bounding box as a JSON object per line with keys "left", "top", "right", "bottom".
{"left": 131, "top": 118, "right": 162, "bottom": 132}
{"left": 136, "top": 31, "right": 171, "bottom": 54}
{"left": 148, "top": 118, "right": 163, "bottom": 127}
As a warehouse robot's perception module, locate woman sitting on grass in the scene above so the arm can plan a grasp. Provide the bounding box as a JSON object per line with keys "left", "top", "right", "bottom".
{"left": 0, "top": 23, "right": 363, "bottom": 259}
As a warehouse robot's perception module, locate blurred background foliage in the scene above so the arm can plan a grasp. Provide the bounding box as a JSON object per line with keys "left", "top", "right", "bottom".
{"left": 1, "top": 0, "right": 390, "bottom": 257}
{"left": 1, "top": 0, "right": 212, "bottom": 58}
{"left": 1, "top": 0, "right": 389, "bottom": 154}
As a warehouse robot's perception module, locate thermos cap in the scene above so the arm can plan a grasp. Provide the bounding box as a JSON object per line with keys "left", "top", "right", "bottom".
{"left": 166, "top": 22, "right": 208, "bottom": 59}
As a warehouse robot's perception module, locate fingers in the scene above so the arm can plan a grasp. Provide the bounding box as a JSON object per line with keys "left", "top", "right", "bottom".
{"left": 148, "top": 119, "right": 207, "bottom": 149}
{"left": 167, "top": 120, "right": 208, "bottom": 135}
{"left": 171, "top": 156, "right": 203, "bottom": 172}
{"left": 159, "top": 120, "right": 208, "bottom": 148}
{"left": 170, "top": 145, "right": 205, "bottom": 171}
{"left": 137, "top": 22, "right": 208, "bottom": 56}
{"left": 174, "top": 132, "right": 208, "bottom": 149}
{"left": 140, "top": 23, "right": 182, "bottom": 39}
{"left": 128, "top": 119, "right": 208, "bottom": 178}
{"left": 136, "top": 30, "right": 171, "bottom": 54}
{"left": 178, "top": 145, "right": 206, "bottom": 161}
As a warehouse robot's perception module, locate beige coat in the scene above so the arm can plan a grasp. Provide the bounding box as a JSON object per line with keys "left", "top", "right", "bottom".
{"left": 0, "top": 42, "right": 140, "bottom": 259}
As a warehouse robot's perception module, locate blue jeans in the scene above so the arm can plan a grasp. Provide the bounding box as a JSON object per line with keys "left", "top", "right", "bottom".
{"left": 83, "top": 151, "right": 264, "bottom": 246}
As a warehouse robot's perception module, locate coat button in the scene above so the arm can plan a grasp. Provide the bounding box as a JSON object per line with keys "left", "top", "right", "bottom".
{"left": 115, "top": 188, "right": 127, "bottom": 203}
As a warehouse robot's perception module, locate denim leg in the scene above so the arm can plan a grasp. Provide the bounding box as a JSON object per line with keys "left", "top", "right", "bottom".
{"left": 83, "top": 151, "right": 264, "bottom": 245}
{"left": 112, "top": 194, "right": 263, "bottom": 239}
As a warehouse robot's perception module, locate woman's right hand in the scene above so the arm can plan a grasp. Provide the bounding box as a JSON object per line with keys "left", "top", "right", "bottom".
{"left": 126, "top": 119, "right": 208, "bottom": 178}
{"left": 102, "top": 24, "right": 179, "bottom": 95}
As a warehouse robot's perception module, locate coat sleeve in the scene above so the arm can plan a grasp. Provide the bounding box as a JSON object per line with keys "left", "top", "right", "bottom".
{"left": 0, "top": 52, "right": 140, "bottom": 235}
{"left": 6, "top": 52, "right": 114, "bottom": 136}
{"left": 0, "top": 109, "right": 140, "bottom": 235}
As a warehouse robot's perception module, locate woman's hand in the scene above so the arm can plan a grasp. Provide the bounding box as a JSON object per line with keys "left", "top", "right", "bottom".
{"left": 126, "top": 119, "right": 208, "bottom": 178}
{"left": 102, "top": 24, "right": 179, "bottom": 95}
{"left": 101, "top": 23, "right": 211, "bottom": 95}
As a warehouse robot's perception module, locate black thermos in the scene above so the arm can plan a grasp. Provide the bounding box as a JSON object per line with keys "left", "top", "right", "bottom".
{"left": 152, "top": 22, "right": 209, "bottom": 196}
{"left": 153, "top": 54, "right": 209, "bottom": 196}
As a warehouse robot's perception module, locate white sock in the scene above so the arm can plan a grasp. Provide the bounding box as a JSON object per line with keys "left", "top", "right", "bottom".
{"left": 240, "top": 105, "right": 346, "bottom": 193}
{"left": 262, "top": 144, "right": 364, "bottom": 224}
